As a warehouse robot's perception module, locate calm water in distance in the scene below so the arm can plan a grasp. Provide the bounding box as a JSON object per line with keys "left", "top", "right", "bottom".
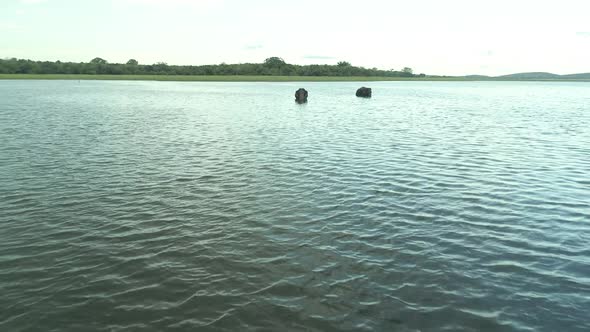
{"left": 1, "top": 80, "right": 589, "bottom": 331}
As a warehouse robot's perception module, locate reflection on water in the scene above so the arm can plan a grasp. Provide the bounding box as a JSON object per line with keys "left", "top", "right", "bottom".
{"left": 1, "top": 80, "right": 589, "bottom": 331}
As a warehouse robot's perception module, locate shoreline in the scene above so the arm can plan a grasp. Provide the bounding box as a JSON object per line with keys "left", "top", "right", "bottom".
{"left": 1, "top": 74, "right": 589, "bottom": 82}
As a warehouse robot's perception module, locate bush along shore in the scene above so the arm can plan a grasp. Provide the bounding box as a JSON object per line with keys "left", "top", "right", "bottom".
{"left": 4, "top": 57, "right": 587, "bottom": 81}
{"left": 0, "top": 57, "right": 423, "bottom": 78}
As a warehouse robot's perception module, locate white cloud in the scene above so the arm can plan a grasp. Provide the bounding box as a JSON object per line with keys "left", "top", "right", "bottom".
{"left": 303, "top": 55, "right": 337, "bottom": 60}
{"left": 121, "top": 0, "right": 222, "bottom": 7}
{"left": 0, "top": 22, "right": 25, "bottom": 31}
{"left": 244, "top": 44, "right": 264, "bottom": 50}
{"left": 20, "top": 0, "right": 48, "bottom": 4}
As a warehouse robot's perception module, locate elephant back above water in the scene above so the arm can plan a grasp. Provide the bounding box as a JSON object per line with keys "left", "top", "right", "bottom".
{"left": 356, "top": 87, "right": 372, "bottom": 98}
{"left": 295, "top": 88, "right": 308, "bottom": 103}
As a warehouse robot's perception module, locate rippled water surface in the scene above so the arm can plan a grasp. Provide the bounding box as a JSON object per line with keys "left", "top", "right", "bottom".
{"left": 1, "top": 80, "right": 589, "bottom": 331}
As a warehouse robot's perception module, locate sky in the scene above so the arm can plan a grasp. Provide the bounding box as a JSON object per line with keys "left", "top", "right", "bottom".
{"left": 1, "top": 0, "right": 590, "bottom": 76}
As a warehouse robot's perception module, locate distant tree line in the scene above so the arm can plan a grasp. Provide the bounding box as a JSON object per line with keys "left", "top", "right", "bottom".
{"left": 0, "top": 56, "right": 422, "bottom": 77}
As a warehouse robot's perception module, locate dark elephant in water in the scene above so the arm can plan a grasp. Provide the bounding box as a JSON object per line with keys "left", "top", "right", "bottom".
{"left": 356, "top": 87, "right": 372, "bottom": 98}
{"left": 295, "top": 88, "right": 308, "bottom": 103}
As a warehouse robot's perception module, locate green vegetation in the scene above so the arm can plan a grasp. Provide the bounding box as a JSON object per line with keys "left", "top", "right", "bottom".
{"left": 2, "top": 57, "right": 588, "bottom": 81}
{"left": 0, "top": 57, "right": 421, "bottom": 78}
{"left": 2, "top": 73, "right": 587, "bottom": 82}
{"left": 0, "top": 74, "right": 458, "bottom": 82}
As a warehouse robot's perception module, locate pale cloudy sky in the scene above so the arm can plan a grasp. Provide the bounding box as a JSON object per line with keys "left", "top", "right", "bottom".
{"left": 1, "top": 0, "right": 589, "bottom": 75}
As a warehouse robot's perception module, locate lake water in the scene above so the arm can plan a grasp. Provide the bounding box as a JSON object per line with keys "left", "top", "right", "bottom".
{"left": 1, "top": 80, "right": 589, "bottom": 331}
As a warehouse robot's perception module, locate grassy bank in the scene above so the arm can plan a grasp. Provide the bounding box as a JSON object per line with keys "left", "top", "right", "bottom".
{"left": 0, "top": 74, "right": 468, "bottom": 82}
{"left": 1, "top": 74, "right": 589, "bottom": 82}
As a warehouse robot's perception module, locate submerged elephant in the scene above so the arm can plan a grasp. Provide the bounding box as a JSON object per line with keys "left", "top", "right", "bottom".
{"left": 356, "top": 87, "right": 372, "bottom": 98}
{"left": 295, "top": 88, "right": 308, "bottom": 103}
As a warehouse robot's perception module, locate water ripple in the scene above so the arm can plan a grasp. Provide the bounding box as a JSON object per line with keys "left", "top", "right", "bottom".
{"left": 1, "top": 80, "right": 589, "bottom": 331}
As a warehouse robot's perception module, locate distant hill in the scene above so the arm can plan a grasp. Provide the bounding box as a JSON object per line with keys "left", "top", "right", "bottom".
{"left": 464, "top": 75, "right": 491, "bottom": 79}
{"left": 463, "top": 72, "right": 590, "bottom": 80}
{"left": 560, "top": 73, "right": 590, "bottom": 79}
{"left": 496, "top": 72, "right": 562, "bottom": 80}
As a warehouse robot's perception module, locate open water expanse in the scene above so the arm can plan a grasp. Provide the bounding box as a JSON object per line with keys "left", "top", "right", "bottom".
{"left": 1, "top": 80, "right": 589, "bottom": 331}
